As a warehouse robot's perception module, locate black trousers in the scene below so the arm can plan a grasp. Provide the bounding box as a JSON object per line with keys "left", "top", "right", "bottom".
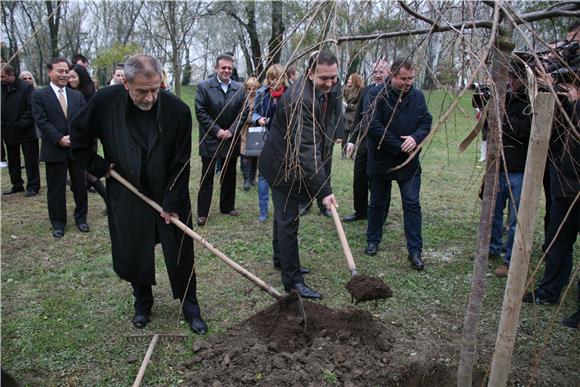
{"left": 131, "top": 280, "right": 200, "bottom": 317}
{"left": 272, "top": 188, "right": 304, "bottom": 288}
{"left": 352, "top": 139, "right": 369, "bottom": 218}
{"left": 316, "top": 154, "right": 333, "bottom": 211}
{"left": 45, "top": 157, "right": 88, "bottom": 230}
{"left": 538, "top": 196, "right": 579, "bottom": 302}
{"left": 197, "top": 155, "right": 237, "bottom": 217}
{"left": 6, "top": 140, "right": 40, "bottom": 192}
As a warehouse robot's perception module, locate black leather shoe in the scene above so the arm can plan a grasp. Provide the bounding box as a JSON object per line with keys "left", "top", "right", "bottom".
{"left": 243, "top": 178, "right": 251, "bottom": 191}
{"left": 319, "top": 209, "right": 332, "bottom": 218}
{"left": 365, "top": 242, "right": 378, "bottom": 256}
{"left": 522, "top": 290, "right": 557, "bottom": 305}
{"left": 52, "top": 229, "right": 65, "bottom": 238}
{"left": 285, "top": 282, "right": 322, "bottom": 300}
{"left": 561, "top": 311, "right": 580, "bottom": 329}
{"left": 25, "top": 190, "right": 39, "bottom": 197}
{"left": 408, "top": 251, "right": 424, "bottom": 270}
{"left": 77, "top": 223, "right": 90, "bottom": 233}
{"left": 273, "top": 263, "right": 311, "bottom": 274}
{"left": 132, "top": 313, "right": 150, "bottom": 329}
{"left": 188, "top": 316, "right": 208, "bottom": 335}
{"left": 343, "top": 213, "right": 366, "bottom": 222}
{"left": 3, "top": 186, "right": 24, "bottom": 195}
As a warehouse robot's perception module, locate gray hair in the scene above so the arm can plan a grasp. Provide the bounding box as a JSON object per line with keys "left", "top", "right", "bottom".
{"left": 124, "top": 54, "right": 163, "bottom": 82}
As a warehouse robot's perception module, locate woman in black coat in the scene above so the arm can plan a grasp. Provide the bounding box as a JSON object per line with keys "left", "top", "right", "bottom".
{"left": 68, "top": 64, "right": 105, "bottom": 200}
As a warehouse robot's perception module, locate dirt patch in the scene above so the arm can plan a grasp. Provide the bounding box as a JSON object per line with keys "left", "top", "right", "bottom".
{"left": 182, "top": 300, "right": 461, "bottom": 386}
{"left": 345, "top": 274, "right": 393, "bottom": 304}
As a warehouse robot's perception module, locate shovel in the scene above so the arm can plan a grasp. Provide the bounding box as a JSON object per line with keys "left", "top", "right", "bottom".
{"left": 109, "top": 170, "right": 305, "bottom": 317}
{"left": 329, "top": 205, "right": 392, "bottom": 303}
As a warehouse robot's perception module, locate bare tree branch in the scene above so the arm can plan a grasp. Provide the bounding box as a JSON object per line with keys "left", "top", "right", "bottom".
{"left": 398, "top": 0, "right": 439, "bottom": 29}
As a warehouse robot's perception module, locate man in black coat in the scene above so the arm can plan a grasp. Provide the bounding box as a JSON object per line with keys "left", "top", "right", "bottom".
{"left": 195, "top": 54, "right": 247, "bottom": 226}
{"left": 32, "top": 58, "right": 88, "bottom": 238}
{"left": 259, "top": 51, "right": 339, "bottom": 299}
{"left": 1, "top": 63, "right": 40, "bottom": 196}
{"left": 70, "top": 54, "right": 207, "bottom": 335}
{"left": 489, "top": 65, "right": 532, "bottom": 278}
{"left": 364, "top": 58, "right": 432, "bottom": 270}
{"left": 343, "top": 59, "right": 390, "bottom": 222}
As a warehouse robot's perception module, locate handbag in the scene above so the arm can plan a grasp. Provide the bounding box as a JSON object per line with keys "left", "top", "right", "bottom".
{"left": 245, "top": 126, "right": 267, "bottom": 156}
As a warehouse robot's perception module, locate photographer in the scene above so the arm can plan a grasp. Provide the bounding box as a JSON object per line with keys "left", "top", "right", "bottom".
{"left": 489, "top": 63, "right": 533, "bottom": 277}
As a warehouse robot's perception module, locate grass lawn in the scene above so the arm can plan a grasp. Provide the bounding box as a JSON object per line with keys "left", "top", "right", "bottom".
{"left": 1, "top": 87, "right": 578, "bottom": 385}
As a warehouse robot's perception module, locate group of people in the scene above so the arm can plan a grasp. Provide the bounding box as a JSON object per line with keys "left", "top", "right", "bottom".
{"left": 1, "top": 21, "right": 578, "bottom": 334}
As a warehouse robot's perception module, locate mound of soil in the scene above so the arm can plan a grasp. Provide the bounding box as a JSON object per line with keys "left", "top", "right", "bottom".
{"left": 346, "top": 274, "right": 393, "bottom": 304}
{"left": 182, "top": 297, "right": 453, "bottom": 386}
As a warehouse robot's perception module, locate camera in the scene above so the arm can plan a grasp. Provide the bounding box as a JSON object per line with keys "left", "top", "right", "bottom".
{"left": 470, "top": 82, "right": 492, "bottom": 109}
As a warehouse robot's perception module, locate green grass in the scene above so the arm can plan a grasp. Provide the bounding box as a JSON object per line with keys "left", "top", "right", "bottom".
{"left": 1, "top": 86, "right": 578, "bottom": 385}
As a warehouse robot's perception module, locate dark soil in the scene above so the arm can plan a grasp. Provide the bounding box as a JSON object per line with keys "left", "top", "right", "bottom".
{"left": 181, "top": 299, "right": 462, "bottom": 386}
{"left": 345, "top": 274, "right": 393, "bottom": 304}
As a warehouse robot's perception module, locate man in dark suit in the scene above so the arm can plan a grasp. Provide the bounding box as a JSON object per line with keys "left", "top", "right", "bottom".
{"left": 364, "top": 58, "right": 432, "bottom": 270}
{"left": 195, "top": 54, "right": 247, "bottom": 226}
{"left": 259, "top": 51, "right": 339, "bottom": 299}
{"left": 1, "top": 63, "right": 40, "bottom": 196}
{"left": 32, "top": 57, "right": 88, "bottom": 238}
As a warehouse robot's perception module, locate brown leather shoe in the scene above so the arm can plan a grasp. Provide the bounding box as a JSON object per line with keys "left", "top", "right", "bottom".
{"left": 494, "top": 263, "right": 509, "bottom": 277}
{"left": 224, "top": 209, "right": 240, "bottom": 217}
{"left": 196, "top": 216, "right": 207, "bottom": 226}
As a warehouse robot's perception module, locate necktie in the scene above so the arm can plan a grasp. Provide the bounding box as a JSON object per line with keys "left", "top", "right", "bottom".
{"left": 58, "top": 89, "right": 67, "bottom": 118}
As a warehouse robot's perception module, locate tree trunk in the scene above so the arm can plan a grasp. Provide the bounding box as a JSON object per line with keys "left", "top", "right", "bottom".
{"left": 245, "top": 1, "right": 263, "bottom": 80}
{"left": 267, "top": 1, "right": 284, "bottom": 68}
{"left": 456, "top": 20, "right": 514, "bottom": 387}
{"left": 45, "top": 0, "right": 63, "bottom": 58}
{"left": 487, "top": 92, "right": 555, "bottom": 387}
{"left": 1, "top": 1, "right": 21, "bottom": 72}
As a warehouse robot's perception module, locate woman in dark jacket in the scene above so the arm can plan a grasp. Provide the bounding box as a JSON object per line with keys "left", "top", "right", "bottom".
{"left": 68, "top": 64, "right": 105, "bottom": 200}
{"left": 252, "top": 64, "right": 288, "bottom": 222}
{"left": 342, "top": 73, "right": 364, "bottom": 148}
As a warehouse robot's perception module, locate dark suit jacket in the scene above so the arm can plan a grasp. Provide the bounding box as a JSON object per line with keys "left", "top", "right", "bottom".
{"left": 194, "top": 75, "right": 247, "bottom": 158}
{"left": 32, "top": 85, "right": 85, "bottom": 162}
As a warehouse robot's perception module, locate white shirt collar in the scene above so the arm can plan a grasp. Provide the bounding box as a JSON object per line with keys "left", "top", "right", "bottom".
{"left": 49, "top": 82, "right": 68, "bottom": 102}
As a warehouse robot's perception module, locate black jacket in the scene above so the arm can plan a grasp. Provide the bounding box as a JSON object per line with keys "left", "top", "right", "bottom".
{"left": 70, "top": 85, "right": 195, "bottom": 291}
{"left": 550, "top": 98, "right": 579, "bottom": 199}
{"left": 1, "top": 79, "right": 36, "bottom": 145}
{"left": 366, "top": 83, "right": 432, "bottom": 180}
{"left": 500, "top": 87, "right": 532, "bottom": 173}
{"left": 195, "top": 75, "right": 247, "bottom": 158}
{"left": 32, "top": 85, "right": 85, "bottom": 162}
{"left": 259, "top": 76, "right": 333, "bottom": 202}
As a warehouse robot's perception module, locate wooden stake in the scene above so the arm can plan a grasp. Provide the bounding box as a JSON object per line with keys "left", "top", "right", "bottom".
{"left": 487, "top": 92, "right": 555, "bottom": 387}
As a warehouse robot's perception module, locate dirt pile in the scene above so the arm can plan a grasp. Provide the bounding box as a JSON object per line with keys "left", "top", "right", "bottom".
{"left": 181, "top": 299, "right": 449, "bottom": 386}
{"left": 346, "top": 274, "right": 393, "bottom": 303}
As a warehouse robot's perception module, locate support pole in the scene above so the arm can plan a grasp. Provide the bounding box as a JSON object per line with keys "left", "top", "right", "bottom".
{"left": 487, "top": 92, "right": 555, "bottom": 386}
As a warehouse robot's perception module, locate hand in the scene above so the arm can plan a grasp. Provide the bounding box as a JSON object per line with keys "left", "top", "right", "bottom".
{"left": 216, "top": 129, "right": 227, "bottom": 140}
{"left": 160, "top": 211, "right": 178, "bottom": 224}
{"left": 475, "top": 111, "right": 482, "bottom": 120}
{"left": 559, "top": 83, "right": 580, "bottom": 101}
{"left": 59, "top": 135, "right": 71, "bottom": 148}
{"left": 322, "top": 194, "right": 338, "bottom": 210}
{"left": 258, "top": 117, "right": 268, "bottom": 126}
{"left": 400, "top": 135, "right": 416, "bottom": 153}
{"left": 345, "top": 143, "right": 356, "bottom": 159}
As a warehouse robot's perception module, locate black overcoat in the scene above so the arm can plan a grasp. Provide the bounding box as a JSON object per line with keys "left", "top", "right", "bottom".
{"left": 70, "top": 85, "right": 194, "bottom": 296}
{"left": 1, "top": 79, "right": 36, "bottom": 145}
{"left": 259, "top": 76, "right": 333, "bottom": 202}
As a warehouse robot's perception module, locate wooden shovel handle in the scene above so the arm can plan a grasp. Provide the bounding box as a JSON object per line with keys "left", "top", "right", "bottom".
{"left": 133, "top": 334, "right": 159, "bottom": 387}
{"left": 329, "top": 205, "right": 358, "bottom": 277}
{"left": 109, "top": 170, "right": 282, "bottom": 300}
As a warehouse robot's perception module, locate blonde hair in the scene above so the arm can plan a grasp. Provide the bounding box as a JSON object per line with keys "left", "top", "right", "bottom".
{"left": 244, "top": 76, "right": 260, "bottom": 91}
{"left": 265, "top": 64, "right": 288, "bottom": 87}
{"left": 347, "top": 73, "right": 364, "bottom": 89}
